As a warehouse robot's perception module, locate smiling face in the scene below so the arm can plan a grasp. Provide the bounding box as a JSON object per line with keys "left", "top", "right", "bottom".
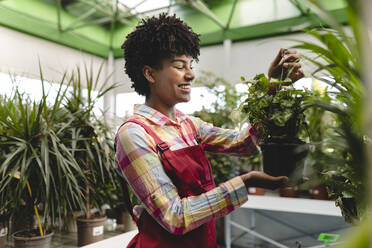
{"left": 145, "top": 55, "right": 195, "bottom": 109}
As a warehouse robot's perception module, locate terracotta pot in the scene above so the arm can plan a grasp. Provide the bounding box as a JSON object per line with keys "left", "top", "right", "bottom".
{"left": 279, "top": 187, "right": 298, "bottom": 198}
{"left": 309, "top": 185, "right": 328, "bottom": 200}
{"left": 12, "top": 230, "right": 53, "bottom": 248}
{"left": 247, "top": 187, "right": 265, "bottom": 195}
{"left": 77, "top": 216, "right": 107, "bottom": 247}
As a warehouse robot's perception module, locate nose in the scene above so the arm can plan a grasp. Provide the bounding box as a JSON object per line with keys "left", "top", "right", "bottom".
{"left": 185, "top": 67, "right": 195, "bottom": 82}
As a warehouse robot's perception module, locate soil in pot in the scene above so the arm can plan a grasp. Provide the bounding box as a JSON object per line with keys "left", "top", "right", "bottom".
{"left": 77, "top": 215, "right": 107, "bottom": 247}
{"left": 12, "top": 229, "right": 53, "bottom": 248}
{"left": 260, "top": 138, "right": 308, "bottom": 177}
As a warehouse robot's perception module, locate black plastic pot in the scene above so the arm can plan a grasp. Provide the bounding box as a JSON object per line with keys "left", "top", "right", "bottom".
{"left": 260, "top": 139, "right": 308, "bottom": 177}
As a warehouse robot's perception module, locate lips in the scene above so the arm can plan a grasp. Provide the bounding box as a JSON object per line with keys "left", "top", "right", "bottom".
{"left": 178, "top": 84, "right": 191, "bottom": 90}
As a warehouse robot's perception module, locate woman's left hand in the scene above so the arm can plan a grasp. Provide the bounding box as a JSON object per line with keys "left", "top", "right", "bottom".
{"left": 268, "top": 48, "right": 304, "bottom": 83}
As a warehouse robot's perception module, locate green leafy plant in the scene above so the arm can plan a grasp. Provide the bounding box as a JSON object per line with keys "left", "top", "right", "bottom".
{"left": 239, "top": 73, "right": 311, "bottom": 143}
{"left": 293, "top": 0, "right": 367, "bottom": 223}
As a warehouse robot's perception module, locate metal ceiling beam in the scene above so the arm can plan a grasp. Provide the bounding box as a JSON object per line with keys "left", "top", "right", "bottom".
{"left": 0, "top": 0, "right": 110, "bottom": 57}
{"left": 225, "top": 0, "right": 239, "bottom": 31}
{"left": 56, "top": 0, "right": 62, "bottom": 30}
{"left": 198, "top": 8, "right": 348, "bottom": 46}
{"left": 186, "top": 0, "right": 226, "bottom": 29}
{"left": 120, "top": 2, "right": 179, "bottom": 19}
{"left": 62, "top": 7, "right": 97, "bottom": 32}
{"left": 64, "top": 16, "right": 112, "bottom": 32}
{"left": 0, "top": 0, "right": 349, "bottom": 59}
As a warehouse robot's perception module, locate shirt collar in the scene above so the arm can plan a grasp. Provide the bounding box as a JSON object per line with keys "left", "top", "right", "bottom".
{"left": 133, "top": 104, "right": 187, "bottom": 126}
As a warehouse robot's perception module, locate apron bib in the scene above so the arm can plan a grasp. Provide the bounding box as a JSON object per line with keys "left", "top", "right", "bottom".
{"left": 125, "top": 117, "right": 218, "bottom": 248}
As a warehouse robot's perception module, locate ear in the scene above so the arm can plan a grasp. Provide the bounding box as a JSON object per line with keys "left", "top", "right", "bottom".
{"left": 143, "top": 65, "right": 156, "bottom": 84}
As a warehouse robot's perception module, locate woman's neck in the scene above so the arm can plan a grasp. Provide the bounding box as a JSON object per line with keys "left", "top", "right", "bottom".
{"left": 145, "top": 98, "right": 177, "bottom": 122}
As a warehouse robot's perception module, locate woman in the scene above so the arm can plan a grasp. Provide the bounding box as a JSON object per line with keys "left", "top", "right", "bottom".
{"left": 115, "top": 14, "right": 303, "bottom": 248}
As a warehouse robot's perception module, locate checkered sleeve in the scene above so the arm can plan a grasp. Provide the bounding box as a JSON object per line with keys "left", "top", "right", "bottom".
{"left": 115, "top": 122, "right": 248, "bottom": 235}
{"left": 189, "top": 116, "right": 263, "bottom": 156}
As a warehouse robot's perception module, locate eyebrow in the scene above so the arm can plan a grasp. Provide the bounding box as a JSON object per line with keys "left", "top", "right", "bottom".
{"left": 170, "top": 59, "right": 194, "bottom": 64}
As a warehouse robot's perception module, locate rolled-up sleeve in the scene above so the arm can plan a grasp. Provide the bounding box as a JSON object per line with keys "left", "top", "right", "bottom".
{"left": 115, "top": 122, "right": 248, "bottom": 235}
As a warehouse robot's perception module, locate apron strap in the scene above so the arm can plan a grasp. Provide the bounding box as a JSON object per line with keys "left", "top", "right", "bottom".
{"left": 125, "top": 117, "right": 167, "bottom": 149}
{"left": 185, "top": 118, "right": 202, "bottom": 144}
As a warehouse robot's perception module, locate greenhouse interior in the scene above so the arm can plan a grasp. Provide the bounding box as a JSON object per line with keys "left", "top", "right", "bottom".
{"left": 0, "top": 0, "right": 372, "bottom": 248}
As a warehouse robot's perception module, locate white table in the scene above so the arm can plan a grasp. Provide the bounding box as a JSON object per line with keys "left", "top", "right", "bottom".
{"left": 224, "top": 195, "right": 342, "bottom": 248}
{"left": 82, "top": 229, "right": 138, "bottom": 248}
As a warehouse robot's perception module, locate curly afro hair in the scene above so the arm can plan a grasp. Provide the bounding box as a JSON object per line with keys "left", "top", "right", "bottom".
{"left": 121, "top": 13, "right": 200, "bottom": 97}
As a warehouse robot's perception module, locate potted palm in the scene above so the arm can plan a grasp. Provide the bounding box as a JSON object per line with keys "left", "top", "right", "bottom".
{"left": 238, "top": 73, "right": 311, "bottom": 182}
{"left": 0, "top": 73, "right": 86, "bottom": 247}
{"left": 63, "top": 65, "right": 118, "bottom": 246}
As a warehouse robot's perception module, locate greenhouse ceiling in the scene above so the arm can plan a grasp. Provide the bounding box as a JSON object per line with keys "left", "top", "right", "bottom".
{"left": 0, "top": 0, "right": 348, "bottom": 58}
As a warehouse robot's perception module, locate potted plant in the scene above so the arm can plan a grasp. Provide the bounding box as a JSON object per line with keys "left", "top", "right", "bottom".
{"left": 63, "top": 65, "right": 118, "bottom": 246}
{"left": 0, "top": 73, "right": 86, "bottom": 247}
{"left": 237, "top": 73, "right": 311, "bottom": 182}
{"left": 293, "top": 0, "right": 367, "bottom": 223}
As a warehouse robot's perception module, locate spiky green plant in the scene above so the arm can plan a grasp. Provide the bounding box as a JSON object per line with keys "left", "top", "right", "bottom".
{"left": 63, "top": 64, "right": 118, "bottom": 219}
{"left": 294, "top": 0, "right": 367, "bottom": 223}
{"left": 0, "top": 70, "right": 86, "bottom": 235}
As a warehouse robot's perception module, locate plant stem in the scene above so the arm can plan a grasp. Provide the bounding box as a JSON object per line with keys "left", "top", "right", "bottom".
{"left": 85, "top": 156, "right": 91, "bottom": 219}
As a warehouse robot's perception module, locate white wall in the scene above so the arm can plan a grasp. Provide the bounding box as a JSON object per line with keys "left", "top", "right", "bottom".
{"left": 0, "top": 26, "right": 105, "bottom": 87}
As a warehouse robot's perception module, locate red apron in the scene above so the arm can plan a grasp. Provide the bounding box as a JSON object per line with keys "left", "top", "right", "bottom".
{"left": 125, "top": 117, "right": 218, "bottom": 248}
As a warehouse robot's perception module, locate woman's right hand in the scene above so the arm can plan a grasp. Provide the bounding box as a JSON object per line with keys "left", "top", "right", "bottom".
{"left": 241, "top": 171, "right": 288, "bottom": 190}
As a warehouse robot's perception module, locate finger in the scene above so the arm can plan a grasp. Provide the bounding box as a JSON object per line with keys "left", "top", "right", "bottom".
{"left": 282, "top": 54, "right": 300, "bottom": 63}
{"left": 283, "top": 62, "right": 301, "bottom": 69}
{"left": 290, "top": 70, "right": 305, "bottom": 81}
{"left": 279, "top": 56, "right": 300, "bottom": 69}
{"left": 272, "top": 48, "right": 287, "bottom": 65}
{"left": 283, "top": 49, "right": 298, "bottom": 55}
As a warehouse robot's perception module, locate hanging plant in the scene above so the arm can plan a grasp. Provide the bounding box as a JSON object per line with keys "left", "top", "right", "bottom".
{"left": 235, "top": 66, "right": 312, "bottom": 183}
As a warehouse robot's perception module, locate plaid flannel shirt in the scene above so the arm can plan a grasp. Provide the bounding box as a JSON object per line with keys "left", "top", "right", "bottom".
{"left": 115, "top": 104, "right": 261, "bottom": 234}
